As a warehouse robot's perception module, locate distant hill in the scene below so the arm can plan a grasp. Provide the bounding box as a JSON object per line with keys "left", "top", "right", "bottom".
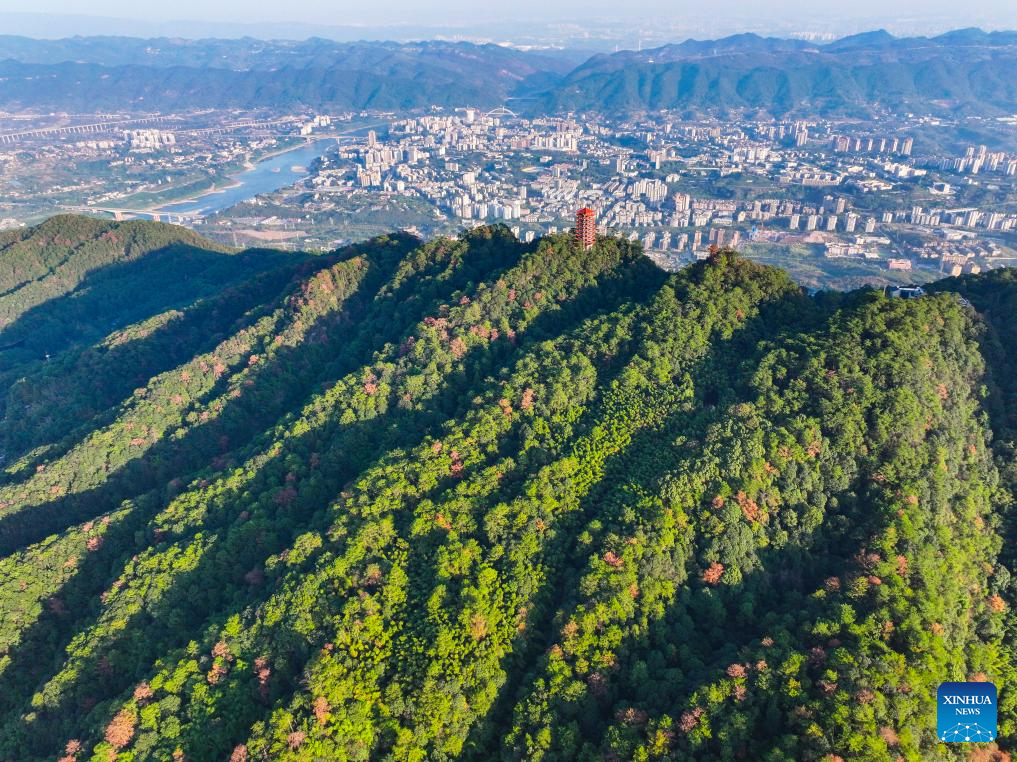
{"left": 0, "top": 215, "right": 1013, "bottom": 760}
{"left": 0, "top": 35, "right": 587, "bottom": 71}
{"left": 0, "top": 215, "right": 306, "bottom": 451}
{"left": 2, "top": 30, "right": 1017, "bottom": 115}
{"left": 0, "top": 38, "right": 577, "bottom": 111}
{"left": 0, "top": 215, "right": 298, "bottom": 366}
{"left": 536, "top": 29, "right": 1017, "bottom": 116}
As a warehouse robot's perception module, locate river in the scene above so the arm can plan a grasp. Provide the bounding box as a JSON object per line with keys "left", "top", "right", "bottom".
{"left": 153, "top": 139, "right": 334, "bottom": 218}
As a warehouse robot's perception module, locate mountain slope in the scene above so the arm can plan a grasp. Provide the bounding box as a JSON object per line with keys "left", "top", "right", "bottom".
{"left": 0, "top": 214, "right": 298, "bottom": 365}
{"left": 0, "top": 217, "right": 1012, "bottom": 761}
{"left": 0, "top": 215, "right": 309, "bottom": 473}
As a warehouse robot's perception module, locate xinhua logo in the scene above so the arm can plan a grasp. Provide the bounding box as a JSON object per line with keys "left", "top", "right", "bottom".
{"left": 937, "top": 681, "right": 998, "bottom": 743}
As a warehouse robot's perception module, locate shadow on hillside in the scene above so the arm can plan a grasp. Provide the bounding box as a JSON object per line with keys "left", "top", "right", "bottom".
{"left": 0, "top": 236, "right": 427, "bottom": 553}
{"left": 0, "top": 242, "right": 299, "bottom": 368}
{"left": 0, "top": 239, "right": 663, "bottom": 760}
{"left": 150, "top": 251, "right": 671, "bottom": 761}
{"left": 0, "top": 229, "right": 435, "bottom": 485}
{"left": 517, "top": 435, "right": 910, "bottom": 759}
{"left": 0, "top": 224, "right": 534, "bottom": 477}
{"left": 462, "top": 291, "right": 983, "bottom": 760}
{"left": 458, "top": 288, "right": 827, "bottom": 758}
{"left": 0, "top": 257, "right": 316, "bottom": 478}
{"left": 506, "top": 488, "right": 880, "bottom": 759}
{"left": 0, "top": 242, "right": 305, "bottom": 459}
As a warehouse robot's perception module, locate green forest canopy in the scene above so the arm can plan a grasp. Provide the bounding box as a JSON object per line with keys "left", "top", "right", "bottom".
{"left": 0, "top": 215, "right": 1012, "bottom": 761}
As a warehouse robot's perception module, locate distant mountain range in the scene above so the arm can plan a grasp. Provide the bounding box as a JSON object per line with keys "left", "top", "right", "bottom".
{"left": 0, "top": 12, "right": 576, "bottom": 45}
{"left": 0, "top": 39, "right": 578, "bottom": 112}
{"left": 537, "top": 28, "right": 1017, "bottom": 116}
{"left": 1, "top": 29, "right": 1017, "bottom": 116}
{"left": 0, "top": 35, "right": 588, "bottom": 72}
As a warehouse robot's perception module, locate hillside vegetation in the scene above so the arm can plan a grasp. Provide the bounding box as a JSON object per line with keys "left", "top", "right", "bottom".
{"left": 0, "top": 216, "right": 1013, "bottom": 761}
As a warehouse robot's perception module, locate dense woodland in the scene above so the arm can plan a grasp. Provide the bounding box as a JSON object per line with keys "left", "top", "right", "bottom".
{"left": 0, "top": 215, "right": 1013, "bottom": 761}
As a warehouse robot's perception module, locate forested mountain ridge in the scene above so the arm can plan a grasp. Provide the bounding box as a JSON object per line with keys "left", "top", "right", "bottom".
{"left": 0, "top": 214, "right": 310, "bottom": 468}
{"left": 0, "top": 215, "right": 1013, "bottom": 761}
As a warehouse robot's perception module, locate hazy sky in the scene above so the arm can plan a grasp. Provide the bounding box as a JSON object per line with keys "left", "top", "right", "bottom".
{"left": 5, "top": 0, "right": 1017, "bottom": 26}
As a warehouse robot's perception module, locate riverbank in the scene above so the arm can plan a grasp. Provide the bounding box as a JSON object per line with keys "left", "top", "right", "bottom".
{"left": 115, "top": 137, "right": 315, "bottom": 214}
{"left": 152, "top": 138, "right": 332, "bottom": 218}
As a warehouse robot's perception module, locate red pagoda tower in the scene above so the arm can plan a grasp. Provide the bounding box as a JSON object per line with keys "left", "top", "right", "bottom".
{"left": 575, "top": 207, "right": 596, "bottom": 250}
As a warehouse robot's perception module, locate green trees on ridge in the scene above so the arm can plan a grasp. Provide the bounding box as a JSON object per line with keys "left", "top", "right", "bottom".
{"left": 0, "top": 216, "right": 1011, "bottom": 761}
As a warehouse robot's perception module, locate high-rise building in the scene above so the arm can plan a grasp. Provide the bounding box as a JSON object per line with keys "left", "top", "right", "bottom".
{"left": 575, "top": 207, "right": 596, "bottom": 250}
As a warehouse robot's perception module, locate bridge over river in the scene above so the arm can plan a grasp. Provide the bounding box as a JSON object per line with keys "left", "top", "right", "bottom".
{"left": 63, "top": 206, "right": 203, "bottom": 223}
